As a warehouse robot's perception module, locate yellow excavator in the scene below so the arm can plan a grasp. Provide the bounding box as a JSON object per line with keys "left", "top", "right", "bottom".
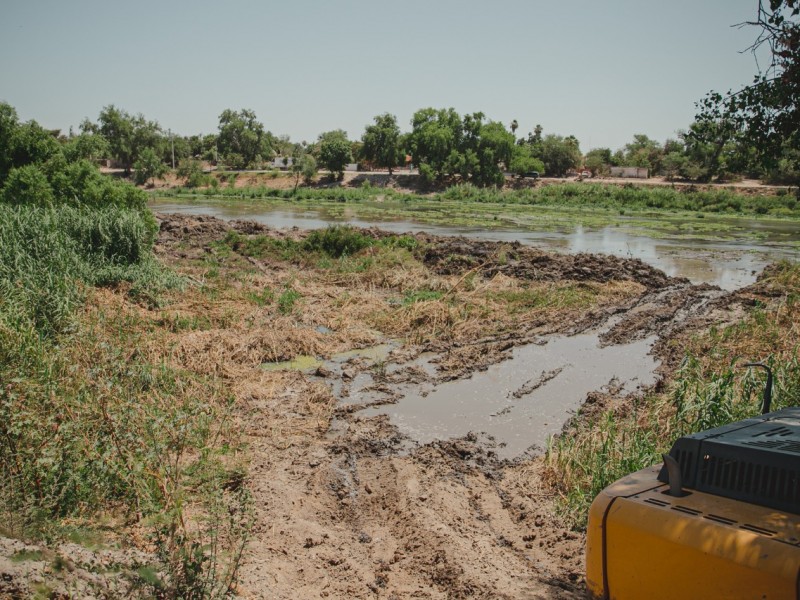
{"left": 586, "top": 364, "right": 800, "bottom": 599}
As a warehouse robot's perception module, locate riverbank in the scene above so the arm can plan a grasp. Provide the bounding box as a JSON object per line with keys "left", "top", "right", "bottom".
{"left": 2, "top": 212, "right": 796, "bottom": 598}
{"left": 136, "top": 168, "right": 797, "bottom": 199}
{"left": 149, "top": 193, "right": 800, "bottom": 292}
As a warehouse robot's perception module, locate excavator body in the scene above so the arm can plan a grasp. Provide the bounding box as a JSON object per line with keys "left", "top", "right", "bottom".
{"left": 586, "top": 404, "right": 800, "bottom": 599}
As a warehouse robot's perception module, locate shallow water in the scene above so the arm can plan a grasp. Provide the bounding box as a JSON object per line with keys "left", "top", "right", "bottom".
{"left": 361, "top": 333, "right": 659, "bottom": 459}
{"left": 150, "top": 197, "right": 799, "bottom": 290}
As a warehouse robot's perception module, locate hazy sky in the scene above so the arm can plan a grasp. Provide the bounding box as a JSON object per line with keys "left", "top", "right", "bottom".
{"left": 0, "top": 0, "right": 768, "bottom": 151}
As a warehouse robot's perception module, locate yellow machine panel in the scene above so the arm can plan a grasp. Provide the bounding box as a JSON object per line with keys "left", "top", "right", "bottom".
{"left": 586, "top": 467, "right": 800, "bottom": 600}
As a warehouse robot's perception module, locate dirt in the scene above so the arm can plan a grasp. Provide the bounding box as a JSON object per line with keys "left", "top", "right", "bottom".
{"left": 136, "top": 166, "right": 795, "bottom": 197}
{"left": 2, "top": 213, "right": 775, "bottom": 599}
{"left": 155, "top": 215, "right": 748, "bottom": 598}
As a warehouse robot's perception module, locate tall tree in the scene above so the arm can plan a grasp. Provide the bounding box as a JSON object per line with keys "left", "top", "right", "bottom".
{"left": 98, "top": 105, "right": 162, "bottom": 174}
{"left": 509, "top": 144, "right": 545, "bottom": 177}
{"left": 697, "top": 1, "right": 799, "bottom": 176}
{"left": 133, "top": 147, "right": 168, "bottom": 187}
{"left": 408, "top": 107, "right": 462, "bottom": 183}
{"left": 362, "top": 113, "right": 402, "bottom": 175}
{"left": 471, "top": 119, "right": 516, "bottom": 186}
{"left": 584, "top": 148, "right": 613, "bottom": 175}
{"left": 217, "top": 108, "right": 273, "bottom": 170}
{"left": 318, "top": 130, "right": 352, "bottom": 180}
{"left": 623, "top": 134, "right": 664, "bottom": 173}
{"left": 540, "top": 134, "right": 581, "bottom": 177}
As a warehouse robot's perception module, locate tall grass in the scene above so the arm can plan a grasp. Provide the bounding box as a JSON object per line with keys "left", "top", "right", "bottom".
{"left": 0, "top": 204, "right": 168, "bottom": 337}
{"left": 546, "top": 261, "right": 800, "bottom": 529}
{"left": 0, "top": 201, "right": 247, "bottom": 595}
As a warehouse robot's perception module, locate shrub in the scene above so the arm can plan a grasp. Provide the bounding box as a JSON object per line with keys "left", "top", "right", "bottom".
{"left": 1, "top": 164, "right": 54, "bottom": 206}
{"left": 301, "top": 225, "right": 373, "bottom": 257}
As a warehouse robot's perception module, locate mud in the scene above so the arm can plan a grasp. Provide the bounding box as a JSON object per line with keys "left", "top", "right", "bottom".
{"left": 4, "top": 213, "right": 777, "bottom": 599}
{"left": 152, "top": 214, "right": 749, "bottom": 598}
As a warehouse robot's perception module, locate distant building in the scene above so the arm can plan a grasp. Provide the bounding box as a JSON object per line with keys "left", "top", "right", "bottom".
{"left": 610, "top": 166, "right": 649, "bottom": 179}
{"left": 270, "top": 157, "right": 294, "bottom": 169}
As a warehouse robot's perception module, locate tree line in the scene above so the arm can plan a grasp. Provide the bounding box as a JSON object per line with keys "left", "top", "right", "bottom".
{"left": 3, "top": 98, "right": 793, "bottom": 190}
{"left": 1, "top": 2, "right": 797, "bottom": 190}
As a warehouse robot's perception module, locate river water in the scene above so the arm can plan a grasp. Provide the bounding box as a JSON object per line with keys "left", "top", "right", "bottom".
{"left": 150, "top": 197, "right": 799, "bottom": 290}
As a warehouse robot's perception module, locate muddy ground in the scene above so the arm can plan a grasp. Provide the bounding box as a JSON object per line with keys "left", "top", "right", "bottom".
{"left": 161, "top": 214, "right": 754, "bottom": 600}
{"left": 1, "top": 213, "right": 766, "bottom": 599}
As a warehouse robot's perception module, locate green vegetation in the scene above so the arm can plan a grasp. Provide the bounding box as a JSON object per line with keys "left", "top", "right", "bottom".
{"left": 696, "top": 1, "right": 799, "bottom": 181}
{"left": 220, "top": 225, "right": 409, "bottom": 264}
{"left": 96, "top": 105, "right": 161, "bottom": 175}
{"left": 318, "top": 129, "right": 353, "bottom": 180}
{"left": 547, "top": 261, "right": 800, "bottom": 529}
{"left": 0, "top": 102, "right": 247, "bottom": 597}
{"left": 216, "top": 108, "right": 274, "bottom": 170}
{"left": 362, "top": 113, "right": 403, "bottom": 175}
{"left": 407, "top": 108, "right": 516, "bottom": 185}
{"left": 162, "top": 180, "right": 800, "bottom": 222}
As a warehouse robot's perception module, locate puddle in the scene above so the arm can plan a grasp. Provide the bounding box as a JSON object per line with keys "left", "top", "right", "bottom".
{"left": 262, "top": 354, "right": 322, "bottom": 372}
{"left": 264, "top": 333, "right": 660, "bottom": 459}
{"left": 361, "top": 332, "right": 659, "bottom": 459}
{"left": 262, "top": 343, "right": 396, "bottom": 376}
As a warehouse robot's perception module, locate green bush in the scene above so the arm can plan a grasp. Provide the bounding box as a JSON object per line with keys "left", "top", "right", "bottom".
{"left": 301, "top": 225, "right": 373, "bottom": 257}
{"left": 1, "top": 164, "right": 54, "bottom": 206}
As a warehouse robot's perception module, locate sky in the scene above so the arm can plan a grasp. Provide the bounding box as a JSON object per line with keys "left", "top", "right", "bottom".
{"left": 0, "top": 0, "right": 769, "bottom": 152}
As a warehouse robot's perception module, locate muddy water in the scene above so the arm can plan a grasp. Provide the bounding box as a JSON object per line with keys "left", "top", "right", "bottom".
{"left": 268, "top": 330, "right": 659, "bottom": 459}
{"left": 360, "top": 333, "right": 658, "bottom": 459}
{"left": 150, "top": 198, "right": 799, "bottom": 290}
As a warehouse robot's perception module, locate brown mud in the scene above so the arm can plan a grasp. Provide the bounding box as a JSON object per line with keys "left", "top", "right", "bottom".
{"left": 2, "top": 213, "right": 774, "bottom": 599}
{"left": 155, "top": 215, "right": 745, "bottom": 599}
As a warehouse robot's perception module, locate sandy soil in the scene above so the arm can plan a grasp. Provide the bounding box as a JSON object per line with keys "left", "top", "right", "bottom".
{"left": 1, "top": 214, "right": 768, "bottom": 599}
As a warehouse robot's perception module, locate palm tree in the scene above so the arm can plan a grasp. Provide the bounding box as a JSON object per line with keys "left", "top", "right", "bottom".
{"left": 510, "top": 119, "right": 518, "bottom": 138}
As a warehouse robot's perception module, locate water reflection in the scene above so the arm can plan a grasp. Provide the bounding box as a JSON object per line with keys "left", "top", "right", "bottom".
{"left": 150, "top": 198, "right": 798, "bottom": 290}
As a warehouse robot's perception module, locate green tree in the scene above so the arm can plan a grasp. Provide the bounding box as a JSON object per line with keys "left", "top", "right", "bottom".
{"left": 288, "top": 145, "right": 315, "bottom": 191}
{"left": 661, "top": 152, "right": 688, "bottom": 181}
{"left": 540, "top": 134, "right": 581, "bottom": 176}
{"left": 217, "top": 108, "right": 273, "bottom": 169}
{"left": 471, "top": 119, "right": 516, "bottom": 186}
{"left": 362, "top": 113, "right": 402, "bottom": 175}
{"left": 133, "top": 147, "right": 168, "bottom": 186}
{"left": 300, "top": 154, "right": 317, "bottom": 185}
{"left": 318, "top": 130, "right": 352, "bottom": 180}
{"left": 408, "top": 107, "right": 462, "bottom": 183}
{"left": 63, "top": 132, "right": 109, "bottom": 163}
{"left": 1, "top": 164, "right": 54, "bottom": 206}
{"left": 98, "top": 105, "right": 162, "bottom": 174}
{"left": 623, "top": 134, "right": 664, "bottom": 173}
{"left": 509, "top": 144, "right": 545, "bottom": 176}
{"left": 584, "top": 148, "right": 612, "bottom": 175}
{"left": 682, "top": 119, "right": 739, "bottom": 181}
{"left": 697, "top": 1, "right": 799, "bottom": 178}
